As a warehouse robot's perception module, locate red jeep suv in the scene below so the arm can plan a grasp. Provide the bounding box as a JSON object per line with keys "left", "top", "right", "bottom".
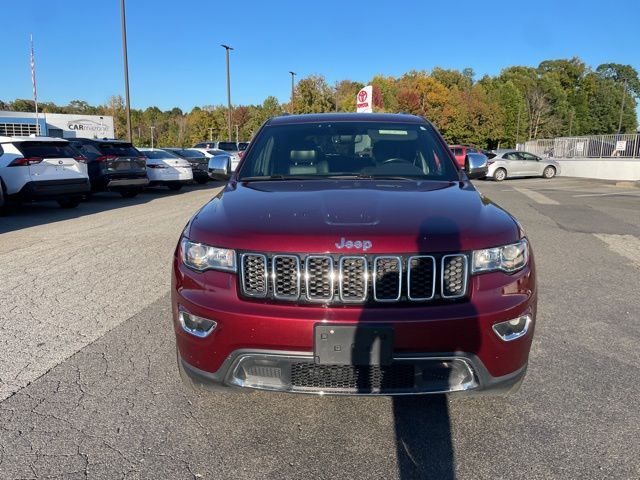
{"left": 172, "top": 113, "right": 536, "bottom": 396}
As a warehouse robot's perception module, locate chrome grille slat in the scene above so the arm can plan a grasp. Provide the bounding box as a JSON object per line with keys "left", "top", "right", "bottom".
{"left": 239, "top": 252, "right": 468, "bottom": 303}
{"left": 305, "top": 256, "right": 334, "bottom": 302}
{"left": 373, "top": 256, "right": 402, "bottom": 302}
{"left": 339, "top": 256, "right": 368, "bottom": 303}
{"left": 272, "top": 255, "right": 301, "bottom": 300}
{"left": 441, "top": 254, "right": 468, "bottom": 299}
{"left": 240, "top": 254, "right": 268, "bottom": 297}
{"left": 407, "top": 255, "right": 436, "bottom": 301}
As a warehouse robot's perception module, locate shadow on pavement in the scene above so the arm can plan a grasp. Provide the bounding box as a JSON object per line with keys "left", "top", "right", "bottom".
{"left": 393, "top": 395, "right": 454, "bottom": 479}
{"left": 0, "top": 183, "right": 220, "bottom": 235}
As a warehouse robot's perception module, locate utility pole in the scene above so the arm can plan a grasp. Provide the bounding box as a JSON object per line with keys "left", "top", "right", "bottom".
{"left": 618, "top": 78, "right": 628, "bottom": 133}
{"left": 515, "top": 102, "right": 521, "bottom": 147}
{"left": 208, "top": 127, "right": 214, "bottom": 142}
{"left": 120, "top": 0, "right": 132, "bottom": 142}
{"left": 221, "top": 44, "right": 233, "bottom": 141}
{"left": 150, "top": 126, "right": 155, "bottom": 149}
{"left": 235, "top": 124, "right": 239, "bottom": 144}
{"left": 289, "top": 71, "right": 296, "bottom": 114}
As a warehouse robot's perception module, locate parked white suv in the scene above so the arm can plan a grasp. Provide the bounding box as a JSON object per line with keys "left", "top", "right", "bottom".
{"left": 0, "top": 136, "right": 90, "bottom": 209}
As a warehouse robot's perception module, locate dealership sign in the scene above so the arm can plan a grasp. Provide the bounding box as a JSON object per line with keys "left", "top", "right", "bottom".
{"left": 356, "top": 86, "right": 373, "bottom": 113}
{"left": 67, "top": 119, "right": 110, "bottom": 134}
{"left": 44, "top": 113, "right": 114, "bottom": 139}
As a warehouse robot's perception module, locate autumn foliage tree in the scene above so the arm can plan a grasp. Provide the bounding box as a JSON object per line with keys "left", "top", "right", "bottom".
{"left": 4, "top": 58, "right": 637, "bottom": 149}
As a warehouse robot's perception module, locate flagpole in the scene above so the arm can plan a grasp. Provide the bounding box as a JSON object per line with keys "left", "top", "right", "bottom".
{"left": 30, "top": 34, "right": 40, "bottom": 136}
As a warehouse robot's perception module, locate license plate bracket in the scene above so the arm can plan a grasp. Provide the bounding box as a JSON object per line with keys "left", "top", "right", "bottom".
{"left": 314, "top": 325, "right": 393, "bottom": 365}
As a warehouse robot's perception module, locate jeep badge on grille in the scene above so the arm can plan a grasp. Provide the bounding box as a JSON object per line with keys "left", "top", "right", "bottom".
{"left": 335, "top": 237, "right": 372, "bottom": 251}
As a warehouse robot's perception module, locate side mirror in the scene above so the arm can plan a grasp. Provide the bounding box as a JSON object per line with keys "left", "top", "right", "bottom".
{"left": 464, "top": 153, "right": 488, "bottom": 180}
{"left": 208, "top": 155, "right": 231, "bottom": 180}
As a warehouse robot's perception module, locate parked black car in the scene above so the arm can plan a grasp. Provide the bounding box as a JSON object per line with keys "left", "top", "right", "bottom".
{"left": 68, "top": 139, "right": 149, "bottom": 198}
{"left": 162, "top": 148, "right": 209, "bottom": 184}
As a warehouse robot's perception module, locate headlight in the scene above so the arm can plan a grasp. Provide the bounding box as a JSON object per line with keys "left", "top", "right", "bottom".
{"left": 180, "top": 238, "right": 236, "bottom": 272}
{"left": 472, "top": 238, "right": 528, "bottom": 274}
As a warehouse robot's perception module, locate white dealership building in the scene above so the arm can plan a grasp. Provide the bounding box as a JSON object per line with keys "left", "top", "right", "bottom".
{"left": 0, "top": 110, "right": 114, "bottom": 139}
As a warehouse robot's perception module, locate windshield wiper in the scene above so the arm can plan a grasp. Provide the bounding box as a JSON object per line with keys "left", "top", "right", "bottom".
{"left": 323, "top": 174, "right": 417, "bottom": 180}
{"left": 239, "top": 175, "right": 320, "bottom": 181}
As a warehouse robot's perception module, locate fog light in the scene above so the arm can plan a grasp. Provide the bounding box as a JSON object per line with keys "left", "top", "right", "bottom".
{"left": 492, "top": 314, "right": 532, "bottom": 341}
{"left": 178, "top": 309, "right": 217, "bottom": 338}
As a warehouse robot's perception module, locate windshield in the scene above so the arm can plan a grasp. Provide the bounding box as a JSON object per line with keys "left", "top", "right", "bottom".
{"left": 142, "top": 149, "right": 179, "bottom": 159}
{"left": 237, "top": 121, "right": 458, "bottom": 181}
{"left": 217, "top": 142, "right": 238, "bottom": 151}
{"left": 97, "top": 142, "right": 140, "bottom": 157}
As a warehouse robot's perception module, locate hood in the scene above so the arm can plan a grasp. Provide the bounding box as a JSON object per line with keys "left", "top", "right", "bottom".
{"left": 187, "top": 180, "right": 521, "bottom": 254}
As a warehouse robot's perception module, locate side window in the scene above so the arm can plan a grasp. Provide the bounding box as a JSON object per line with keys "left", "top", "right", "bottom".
{"left": 520, "top": 152, "right": 538, "bottom": 161}
{"left": 503, "top": 153, "right": 518, "bottom": 160}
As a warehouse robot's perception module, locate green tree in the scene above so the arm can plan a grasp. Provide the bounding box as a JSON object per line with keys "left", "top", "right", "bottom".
{"left": 294, "top": 74, "right": 335, "bottom": 114}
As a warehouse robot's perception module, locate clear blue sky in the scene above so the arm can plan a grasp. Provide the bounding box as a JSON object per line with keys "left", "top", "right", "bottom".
{"left": 3, "top": 0, "right": 639, "bottom": 112}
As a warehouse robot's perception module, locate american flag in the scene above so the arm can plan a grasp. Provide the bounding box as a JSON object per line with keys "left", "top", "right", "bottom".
{"left": 30, "top": 34, "right": 39, "bottom": 132}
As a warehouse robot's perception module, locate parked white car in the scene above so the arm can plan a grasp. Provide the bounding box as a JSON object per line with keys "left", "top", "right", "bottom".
{"left": 0, "top": 136, "right": 90, "bottom": 209}
{"left": 139, "top": 148, "right": 193, "bottom": 191}
{"left": 189, "top": 148, "right": 239, "bottom": 171}
{"left": 486, "top": 149, "right": 561, "bottom": 181}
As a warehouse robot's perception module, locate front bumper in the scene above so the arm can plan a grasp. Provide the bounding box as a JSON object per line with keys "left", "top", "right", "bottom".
{"left": 172, "top": 252, "right": 537, "bottom": 396}
{"left": 178, "top": 349, "right": 527, "bottom": 396}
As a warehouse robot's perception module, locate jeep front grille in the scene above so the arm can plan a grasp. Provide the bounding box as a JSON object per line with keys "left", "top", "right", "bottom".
{"left": 239, "top": 252, "right": 469, "bottom": 304}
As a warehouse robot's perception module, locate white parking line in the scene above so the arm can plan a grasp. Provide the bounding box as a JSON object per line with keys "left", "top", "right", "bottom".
{"left": 513, "top": 187, "right": 560, "bottom": 205}
{"left": 573, "top": 191, "right": 640, "bottom": 198}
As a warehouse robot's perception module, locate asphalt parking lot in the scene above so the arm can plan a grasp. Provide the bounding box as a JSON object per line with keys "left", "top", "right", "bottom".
{"left": 0, "top": 177, "right": 639, "bottom": 479}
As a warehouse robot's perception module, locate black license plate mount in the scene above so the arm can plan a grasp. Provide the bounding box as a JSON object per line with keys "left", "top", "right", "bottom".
{"left": 314, "top": 325, "right": 393, "bottom": 366}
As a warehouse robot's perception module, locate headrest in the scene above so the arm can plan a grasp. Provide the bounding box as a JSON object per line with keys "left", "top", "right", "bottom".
{"left": 290, "top": 141, "right": 318, "bottom": 164}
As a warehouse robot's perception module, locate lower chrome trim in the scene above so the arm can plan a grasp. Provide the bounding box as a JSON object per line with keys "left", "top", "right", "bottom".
{"left": 225, "top": 352, "right": 479, "bottom": 395}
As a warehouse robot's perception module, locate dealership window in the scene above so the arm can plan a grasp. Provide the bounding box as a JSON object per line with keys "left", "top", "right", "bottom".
{"left": 0, "top": 122, "right": 40, "bottom": 136}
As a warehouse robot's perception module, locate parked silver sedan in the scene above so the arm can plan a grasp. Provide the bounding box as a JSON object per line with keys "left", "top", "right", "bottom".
{"left": 486, "top": 149, "right": 561, "bottom": 181}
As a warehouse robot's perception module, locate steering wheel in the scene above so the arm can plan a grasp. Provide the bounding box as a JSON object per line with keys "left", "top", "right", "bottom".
{"left": 381, "top": 157, "right": 412, "bottom": 165}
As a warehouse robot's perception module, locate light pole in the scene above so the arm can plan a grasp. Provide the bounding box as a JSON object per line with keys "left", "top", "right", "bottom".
{"left": 221, "top": 44, "right": 233, "bottom": 141}
{"left": 235, "top": 124, "right": 239, "bottom": 144}
{"left": 208, "top": 127, "right": 214, "bottom": 142}
{"left": 618, "top": 78, "right": 628, "bottom": 134}
{"left": 120, "top": 0, "right": 132, "bottom": 142}
{"left": 150, "top": 126, "right": 155, "bottom": 149}
{"left": 289, "top": 71, "right": 296, "bottom": 114}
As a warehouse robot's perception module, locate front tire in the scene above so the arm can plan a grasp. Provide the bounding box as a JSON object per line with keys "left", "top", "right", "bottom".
{"left": 543, "top": 166, "right": 556, "bottom": 179}
{"left": 494, "top": 168, "right": 507, "bottom": 182}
